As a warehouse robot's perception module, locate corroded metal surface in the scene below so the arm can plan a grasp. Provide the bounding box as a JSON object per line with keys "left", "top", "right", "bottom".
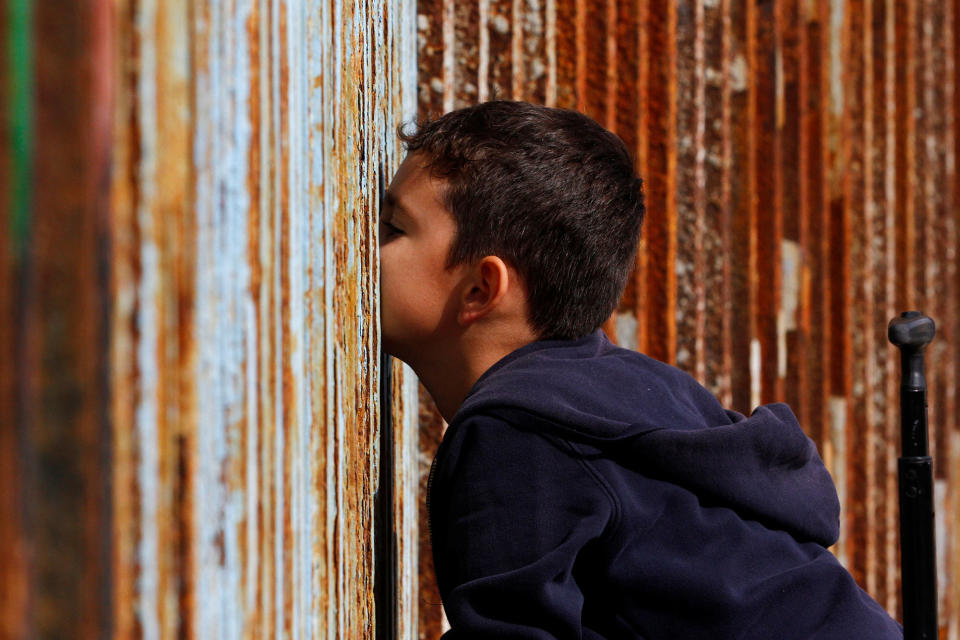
{"left": 2, "top": 0, "right": 418, "bottom": 637}
{"left": 3, "top": 0, "right": 960, "bottom": 636}
{"left": 415, "top": 0, "right": 960, "bottom": 636}
{"left": 1, "top": 2, "right": 28, "bottom": 638}
{"left": 109, "top": 0, "right": 418, "bottom": 636}
{"left": 1, "top": 1, "right": 114, "bottom": 637}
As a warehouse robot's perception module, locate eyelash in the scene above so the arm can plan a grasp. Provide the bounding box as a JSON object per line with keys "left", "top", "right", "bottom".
{"left": 381, "top": 219, "right": 403, "bottom": 236}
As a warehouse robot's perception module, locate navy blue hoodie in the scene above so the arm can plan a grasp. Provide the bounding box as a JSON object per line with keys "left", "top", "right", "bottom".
{"left": 427, "top": 329, "right": 902, "bottom": 639}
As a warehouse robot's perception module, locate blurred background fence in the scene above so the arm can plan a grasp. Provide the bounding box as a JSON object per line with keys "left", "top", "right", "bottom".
{"left": 413, "top": 0, "right": 960, "bottom": 637}
{"left": 2, "top": 0, "right": 959, "bottom": 638}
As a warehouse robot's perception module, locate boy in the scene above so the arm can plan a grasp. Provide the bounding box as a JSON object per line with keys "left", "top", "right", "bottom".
{"left": 379, "top": 100, "right": 901, "bottom": 638}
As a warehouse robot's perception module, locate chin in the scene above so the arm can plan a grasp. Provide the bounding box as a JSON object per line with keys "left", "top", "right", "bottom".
{"left": 380, "top": 336, "right": 399, "bottom": 358}
{"left": 380, "top": 327, "right": 425, "bottom": 368}
{"left": 379, "top": 328, "right": 405, "bottom": 361}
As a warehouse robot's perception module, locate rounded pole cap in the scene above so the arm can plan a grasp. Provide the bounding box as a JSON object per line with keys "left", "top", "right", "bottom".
{"left": 888, "top": 311, "right": 935, "bottom": 349}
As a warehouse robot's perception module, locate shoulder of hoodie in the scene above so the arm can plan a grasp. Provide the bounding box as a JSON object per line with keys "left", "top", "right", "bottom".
{"left": 436, "top": 410, "right": 622, "bottom": 532}
{"left": 606, "top": 345, "right": 726, "bottom": 407}
{"left": 457, "top": 338, "right": 734, "bottom": 437}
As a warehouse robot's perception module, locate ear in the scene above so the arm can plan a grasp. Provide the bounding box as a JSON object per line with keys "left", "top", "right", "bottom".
{"left": 457, "top": 256, "right": 511, "bottom": 326}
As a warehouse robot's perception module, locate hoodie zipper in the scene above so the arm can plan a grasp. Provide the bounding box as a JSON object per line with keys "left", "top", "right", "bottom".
{"left": 425, "top": 428, "right": 452, "bottom": 557}
{"left": 425, "top": 452, "right": 438, "bottom": 547}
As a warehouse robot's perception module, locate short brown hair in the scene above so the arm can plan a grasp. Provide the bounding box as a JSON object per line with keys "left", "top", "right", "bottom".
{"left": 397, "top": 100, "right": 645, "bottom": 340}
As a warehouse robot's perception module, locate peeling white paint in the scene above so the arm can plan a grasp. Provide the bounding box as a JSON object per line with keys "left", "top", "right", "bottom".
{"left": 778, "top": 240, "right": 800, "bottom": 379}
{"left": 828, "top": 395, "right": 848, "bottom": 569}
{"left": 729, "top": 53, "right": 748, "bottom": 93}
{"left": 936, "top": 478, "right": 948, "bottom": 615}
{"left": 829, "top": 0, "right": 845, "bottom": 118}
{"left": 133, "top": 0, "right": 161, "bottom": 636}
{"left": 615, "top": 311, "right": 638, "bottom": 352}
{"left": 750, "top": 338, "right": 761, "bottom": 410}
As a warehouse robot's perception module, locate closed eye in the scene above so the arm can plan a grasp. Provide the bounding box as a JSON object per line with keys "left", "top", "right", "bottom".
{"left": 380, "top": 219, "right": 404, "bottom": 236}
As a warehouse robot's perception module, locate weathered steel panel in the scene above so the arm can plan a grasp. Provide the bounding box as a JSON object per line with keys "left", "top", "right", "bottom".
{"left": 947, "top": 1, "right": 960, "bottom": 630}
{"left": 799, "top": 0, "right": 828, "bottom": 451}
{"left": 862, "top": 0, "right": 891, "bottom": 607}
{"left": 845, "top": 0, "right": 869, "bottom": 588}
{"left": 674, "top": 0, "right": 705, "bottom": 381}
{"left": 727, "top": 0, "right": 757, "bottom": 415}
{"left": 110, "top": 0, "right": 420, "bottom": 636}
{"left": 0, "top": 1, "right": 115, "bottom": 637}
{"left": 753, "top": 0, "right": 782, "bottom": 409}
{"left": 416, "top": 0, "right": 960, "bottom": 636}
{"left": 2, "top": 0, "right": 418, "bottom": 637}
{"left": 701, "top": 0, "right": 731, "bottom": 407}
{"left": 779, "top": 0, "right": 804, "bottom": 422}
{"left": 0, "top": 1, "right": 29, "bottom": 637}
{"left": 4, "top": 0, "right": 960, "bottom": 635}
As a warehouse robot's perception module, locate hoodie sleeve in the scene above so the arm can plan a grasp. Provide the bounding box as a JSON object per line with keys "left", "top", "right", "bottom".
{"left": 430, "top": 413, "right": 617, "bottom": 639}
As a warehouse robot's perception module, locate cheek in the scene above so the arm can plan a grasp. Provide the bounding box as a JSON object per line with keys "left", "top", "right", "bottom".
{"left": 379, "top": 244, "right": 451, "bottom": 338}
{"left": 380, "top": 247, "right": 430, "bottom": 323}
{"left": 379, "top": 246, "right": 413, "bottom": 304}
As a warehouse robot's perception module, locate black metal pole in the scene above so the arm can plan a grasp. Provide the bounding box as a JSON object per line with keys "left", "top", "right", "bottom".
{"left": 888, "top": 311, "right": 938, "bottom": 640}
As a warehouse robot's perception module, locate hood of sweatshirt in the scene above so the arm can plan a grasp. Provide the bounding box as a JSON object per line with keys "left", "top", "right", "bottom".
{"left": 450, "top": 328, "right": 841, "bottom": 547}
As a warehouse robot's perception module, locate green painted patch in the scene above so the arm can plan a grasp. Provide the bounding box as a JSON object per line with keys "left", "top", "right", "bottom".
{"left": 7, "top": 0, "right": 32, "bottom": 258}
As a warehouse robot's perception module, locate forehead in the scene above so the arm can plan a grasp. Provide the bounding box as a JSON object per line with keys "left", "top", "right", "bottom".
{"left": 384, "top": 153, "right": 448, "bottom": 217}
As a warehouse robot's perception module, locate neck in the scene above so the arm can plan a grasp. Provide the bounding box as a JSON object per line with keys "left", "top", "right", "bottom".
{"left": 413, "top": 357, "right": 481, "bottom": 424}
{"left": 410, "top": 327, "right": 537, "bottom": 423}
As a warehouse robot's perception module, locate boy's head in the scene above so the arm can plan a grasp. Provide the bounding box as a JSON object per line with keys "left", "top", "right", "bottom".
{"left": 380, "top": 100, "right": 644, "bottom": 364}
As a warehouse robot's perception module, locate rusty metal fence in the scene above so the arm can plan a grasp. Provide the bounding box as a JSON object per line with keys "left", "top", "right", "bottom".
{"left": 2, "top": 0, "right": 960, "bottom": 638}
{"left": 1, "top": 0, "right": 419, "bottom": 636}
{"left": 414, "top": 0, "right": 960, "bottom": 638}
